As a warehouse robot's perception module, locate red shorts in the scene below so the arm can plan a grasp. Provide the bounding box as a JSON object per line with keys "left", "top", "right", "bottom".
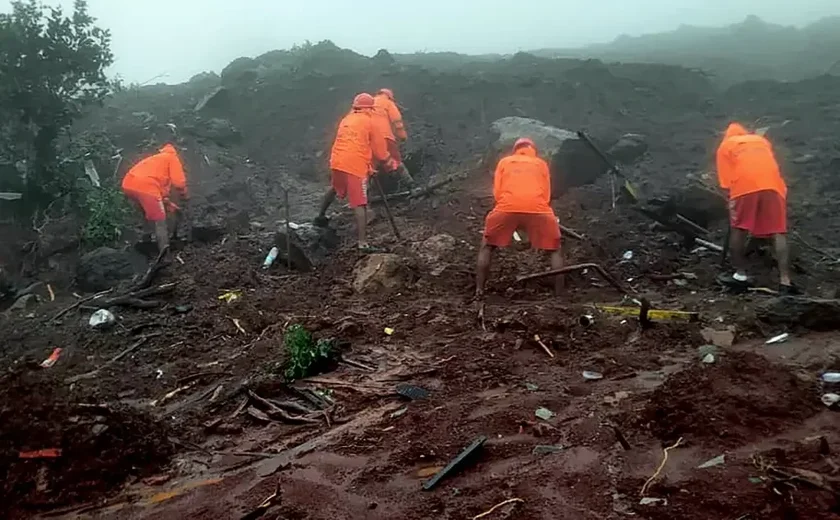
{"left": 124, "top": 188, "right": 166, "bottom": 222}
{"left": 331, "top": 170, "right": 368, "bottom": 208}
{"left": 483, "top": 210, "right": 561, "bottom": 251}
{"left": 386, "top": 139, "right": 402, "bottom": 164}
{"left": 730, "top": 190, "right": 787, "bottom": 237}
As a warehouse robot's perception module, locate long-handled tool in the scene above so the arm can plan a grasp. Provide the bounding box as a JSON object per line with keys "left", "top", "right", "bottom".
{"left": 370, "top": 174, "right": 402, "bottom": 240}
{"left": 576, "top": 131, "right": 639, "bottom": 203}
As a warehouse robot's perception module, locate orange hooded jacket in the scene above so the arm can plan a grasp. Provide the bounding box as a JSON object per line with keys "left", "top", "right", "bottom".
{"left": 493, "top": 145, "right": 553, "bottom": 214}
{"left": 373, "top": 93, "right": 407, "bottom": 142}
{"left": 122, "top": 144, "right": 187, "bottom": 199}
{"left": 716, "top": 123, "right": 786, "bottom": 200}
{"left": 330, "top": 109, "right": 391, "bottom": 178}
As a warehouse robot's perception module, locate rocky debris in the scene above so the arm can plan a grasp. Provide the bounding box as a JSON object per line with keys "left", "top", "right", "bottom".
{"left": 76, "top": 247, "right": 147, "bottom": 292}
{"left": 6, "top": 294, "right": 38, "bottom": 314}
{"left": 661, "top": 184, "right": 729, "bottom": 229}
{"left": 756, "top": 297, "right": 840, "bottom": 330}
{"left": 701, "top": 326, "right": 736, "bottom": 348}
{"left": 491, "top": 116, "right": 611, "bottom": 194}
{"left": 273, "top": 222, "right": 339, "bottom": 271}
{"left": 352, "top": 254, "right": 411, "bottom": 294}
{"left": 184, "top": 118, "right": 240, "bottom": 145}
{"left": 419, "top": 234, "right": 457, "bottom": 264}
{"left": 194, "top": 86, "right": 231, "bottom": 112}
{"left": 607, "top": 133, "right": 648, "bottom": 164}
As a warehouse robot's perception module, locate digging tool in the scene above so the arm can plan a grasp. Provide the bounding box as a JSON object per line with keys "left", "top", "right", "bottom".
{"left": 370, "top": 174, "right": 402, "bottom": 240}
{"left": 576, "top": 131, "right": 639, "bottom": 203}
{"left": 515, "top": 262, "right": 630, "bottom": 295}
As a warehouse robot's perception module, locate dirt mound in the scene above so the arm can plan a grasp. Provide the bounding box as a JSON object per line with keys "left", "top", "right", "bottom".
{"left": 0, "top": 368, "right": 173, "bottom": 517}
{"left": 639, "top": 351, "right": 820, "bottom": 447}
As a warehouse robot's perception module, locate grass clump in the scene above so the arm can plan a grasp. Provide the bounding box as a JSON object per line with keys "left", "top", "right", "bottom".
{"left": 283, "top": 324, "right": 337, "bottom": 381}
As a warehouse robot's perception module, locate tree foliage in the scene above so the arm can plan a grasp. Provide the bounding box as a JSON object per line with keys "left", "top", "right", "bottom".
{"left": 0, "top": 0, "right": 114, "bottom": 207}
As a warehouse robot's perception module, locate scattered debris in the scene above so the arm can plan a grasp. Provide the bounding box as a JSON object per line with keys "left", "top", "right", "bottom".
{"left": 604, "top": 391, "right": 631, "bottom": 406}
{"left": 597, "top": 305, "right": 699, "bottom": 323}
{"left": 19, "top": 448, "right": 62, "bottom": 459}
{"left": 396, "top": 384, "right": 430, "bottom": 401}
{"left": 579, "top": 314, "right": 595, "bottom": 327}
{"left": 472, "top": 498, "right": 525, "bottom": 519}
{"left": 390, "top": 407, "right": 408, "bottom": 418}
{"left": 582, "top": 371, "right": 604, "bottom": 381}
{"left": 46, "top": 284, "right": 55, "bottom": 301}
{"left": 218, "top": 290, "right": 241, "bottom": 303}
{"left": 39, "top": 348, "right": 63, "bottom": 368}
{"left": 698, "top": 454, "right": 726, "bottom": 469}
{"left": 65, "top": 333, "right": 162, "bottom": 383}
{"left": 241, "top": 478, "right": 281, "bottom": 520}
{"left": 622, "top": 250, "right": 634, "bottom": 261}
{"left": 639, "top": 497, "right": 667, "bottom": 506}
{"left": 640, "top": 437, "right": 683, "bottom": 496}
{"left": 702, "top": 353, "right": 716, "bottom": 364}
{"left": 611, "top": 423, "right": 632, "bottom": 450}
{"left": 422, "top": 436, "right": 487, "bottom": 490}
{"left": 533, "top": 334, "right": 554, "bottom": 358}
{"left": 88, "top": 309, "right": 116, "bottom": 329}
{"left": 532, "top": 445, "right": 565, "bottom": 455}
{"left": 765, "top": 333, "right": 790, "bottom": 345}
{"left": 821, "top": 393, "right": 840, "bottom": 408}
{"left": 384, "top": 327, "right": 395, "bottom": 336}
{"left": 535, "top": 407, "right": 555, "bottom": 421}
{"left": 524, "top": 383, "right": 539, "bottom": 392}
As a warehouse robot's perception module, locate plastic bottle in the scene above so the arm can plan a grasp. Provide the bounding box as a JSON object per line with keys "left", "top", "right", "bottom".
{"left": 262, "top": 247, "right": 279, "bottom": 269}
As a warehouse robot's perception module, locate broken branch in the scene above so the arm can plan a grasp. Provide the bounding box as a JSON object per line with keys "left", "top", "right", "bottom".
{"left": 515, "top": 263, "right": 629, "bottom": 295}
{"left": 65, "top": 333, "right": 162, "bottom": 383}
{"left": 472, "top": 498, "right": 524, "bottom": 520}
{"left": 640, "top": 437, "right": 683, "bottom": 496}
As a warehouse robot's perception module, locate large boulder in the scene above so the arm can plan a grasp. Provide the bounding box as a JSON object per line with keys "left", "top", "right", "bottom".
{"left": 273, "top": 222, "right": 339, "bottom": 272}
{"left": 352, "top": 254, "right": 411, "bottom": 294}
{"left": 76, "top": 247, "right": 147, "bottom": 292}
{"left": 491, "top": 117, "right": 610, "bottom": 195}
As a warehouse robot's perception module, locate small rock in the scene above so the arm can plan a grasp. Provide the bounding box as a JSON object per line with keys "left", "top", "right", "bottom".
{"left": 702, "top": 353, "right": 716, "bottom": 364}
{"left": 582, "top": 370, "right": 604, "bottom": 381}
{"left": 524, "top": 382, "right": 539, "bottom": 392}
{"left": 821, "top": 393, "right": 840, "bottom": 408}
{"left": 698, "top": 345, "right": 718, "bottom": 359}
{"left": 639, "top": 497, "right": 667, "bottom": 506}
{"left": 89, "top": 309, "right": 116, "bottom": 329}
{"left": 419, "top": 234, "right": 457, "bottom": 264}
{"left": 535, "top": 407, "right": 554, "bottom": 421}
{"left": 701, "top": 327, "right": 735, "bottom": 348}
{"left": 698, "top": 454, "right": 726, "bottom": 469}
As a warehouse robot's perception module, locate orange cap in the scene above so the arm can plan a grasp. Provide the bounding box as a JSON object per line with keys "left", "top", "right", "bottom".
{"left": 352, "top": 93, "right": 375, "bottom": 109}
{"left": 513, "top": 137, "right": 536, "bottom": 152}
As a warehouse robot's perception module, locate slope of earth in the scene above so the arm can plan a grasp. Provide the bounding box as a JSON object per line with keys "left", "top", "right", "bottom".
{"left": 1, "top": 47, "right": 840, "bottom": 518}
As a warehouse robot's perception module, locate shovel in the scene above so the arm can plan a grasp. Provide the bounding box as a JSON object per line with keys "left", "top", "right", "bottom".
{"left": 576, "top": 131, "right": 640, "bottom": 203}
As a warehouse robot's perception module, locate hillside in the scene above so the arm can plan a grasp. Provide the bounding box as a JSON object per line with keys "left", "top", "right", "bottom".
{"left": 531, "top": 15, "right": 840, "bottom": 85}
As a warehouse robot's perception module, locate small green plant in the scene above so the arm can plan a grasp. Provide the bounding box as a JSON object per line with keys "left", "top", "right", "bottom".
{"left": 283, "top": 324, "right": 337, "bottom": 381}
{"left": 81, "top": 185, "right": 130, "bottom": 247}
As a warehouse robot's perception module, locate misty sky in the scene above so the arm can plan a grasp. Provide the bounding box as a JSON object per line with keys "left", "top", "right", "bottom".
{"left": 2, "top": 0, "right": 840, "bottom": 84}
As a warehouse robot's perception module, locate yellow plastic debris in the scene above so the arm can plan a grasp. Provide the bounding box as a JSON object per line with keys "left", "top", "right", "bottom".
{"left": 218, "top": 290, "right": 241, "bottom": 303}
{"left": 384, "top": 327, "right": 395, "bottom": 336}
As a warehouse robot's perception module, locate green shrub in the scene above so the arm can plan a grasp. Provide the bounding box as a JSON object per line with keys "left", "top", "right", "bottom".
{"left": 283, "top": 324, "right": 336, "bottom": 381}
{"left": 81, "top": 185, "right": 129, "bottom": 247}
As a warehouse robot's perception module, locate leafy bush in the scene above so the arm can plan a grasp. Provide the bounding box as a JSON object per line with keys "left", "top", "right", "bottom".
{"left": 283, "top": 325, "right": 337, "bottom": 381}
{"left": 0, "top": 0, "right": 114, "bottom": 211}
{"left": 80, "top": 185, "right": 130, "bottom": 247}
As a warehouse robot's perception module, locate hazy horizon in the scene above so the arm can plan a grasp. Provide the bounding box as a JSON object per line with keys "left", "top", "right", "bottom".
{"left": 2, "top": 0, "right": 839, "bottom": 84}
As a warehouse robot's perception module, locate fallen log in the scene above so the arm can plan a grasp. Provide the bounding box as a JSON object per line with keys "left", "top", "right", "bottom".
{"left": 515, "top": 262, "right": 630, "bottom": 295}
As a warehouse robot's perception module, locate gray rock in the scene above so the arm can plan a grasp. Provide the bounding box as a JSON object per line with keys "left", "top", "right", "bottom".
{"left": 491, "top": 116, "right": 611, "bottom": 195}
{"left": 76, "top": 247, "right": 146, "bottom": 292}
{"left": 419, "top": 234, "right": 457, "bottom": 264}
{"left": 8, "top": 294, "right": 38, "bottom": 312}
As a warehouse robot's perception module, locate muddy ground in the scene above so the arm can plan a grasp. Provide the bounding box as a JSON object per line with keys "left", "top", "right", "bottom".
{"left": 2, "top": 47, "right": 840, "bottom": 519}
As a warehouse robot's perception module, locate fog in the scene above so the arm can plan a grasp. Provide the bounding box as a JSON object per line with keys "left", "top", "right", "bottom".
{"left": 2, "top": 0, "right": 840, "bottom": 84}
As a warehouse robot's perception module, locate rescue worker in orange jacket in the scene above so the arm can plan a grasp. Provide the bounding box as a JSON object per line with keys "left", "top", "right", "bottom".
{"left": 373, "top": 88, "right": 413, "bottom": 184}
{"left": 314, "top": 93, "right": 398, "bottom": 252}
{"left": 121, "top": 143, "right": 188, "bottom": 253}
{"left": 716, "top": 122, "right": 798, "bottom": 294}
{"left": 475, "top": 138, "right": 563, "bottom": 297}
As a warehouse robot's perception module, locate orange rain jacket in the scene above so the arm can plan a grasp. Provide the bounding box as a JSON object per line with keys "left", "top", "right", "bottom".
{"left": 716, "top": 123, "right": 787, "bottom": 200}
{"left": 493, "top": 145, "right": 553, "bottom": 214}
{"left": 330, "top": 110, "right": 391, "bottom": 178}
{"left": 373, "top": 93, "right": 407, "bottom": 142}
{"left": 122, "top": 144, "right": 187, "bottom": 200}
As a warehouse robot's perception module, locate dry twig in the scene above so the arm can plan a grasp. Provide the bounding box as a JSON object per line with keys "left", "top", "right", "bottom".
{"left": 472, "top": 498, "right": 524, "bottom": 519}
{"left": 640, "top": 437, "right": 683, "bottom": 496}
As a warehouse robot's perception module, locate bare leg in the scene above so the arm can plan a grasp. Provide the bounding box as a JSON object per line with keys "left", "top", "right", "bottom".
{"left": 549, "top": 248, "right": 564, "bottom": 294}
{"left": 774, "top": 233, "right": 792, "bottom": 286}
{"left": 729, "top": 228, "right": 749, "bottom": 279}
{"left": 354, "top": 206, "right": 368, "bottom": 248}
{"left": 316, "top": 188, "right": 337, "bottom": 219}
{"left": 475, "top": 242, "right": 494, "bottom": 297}
{"left": 154, "top": 220, "right": 170, "bottom": 253}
